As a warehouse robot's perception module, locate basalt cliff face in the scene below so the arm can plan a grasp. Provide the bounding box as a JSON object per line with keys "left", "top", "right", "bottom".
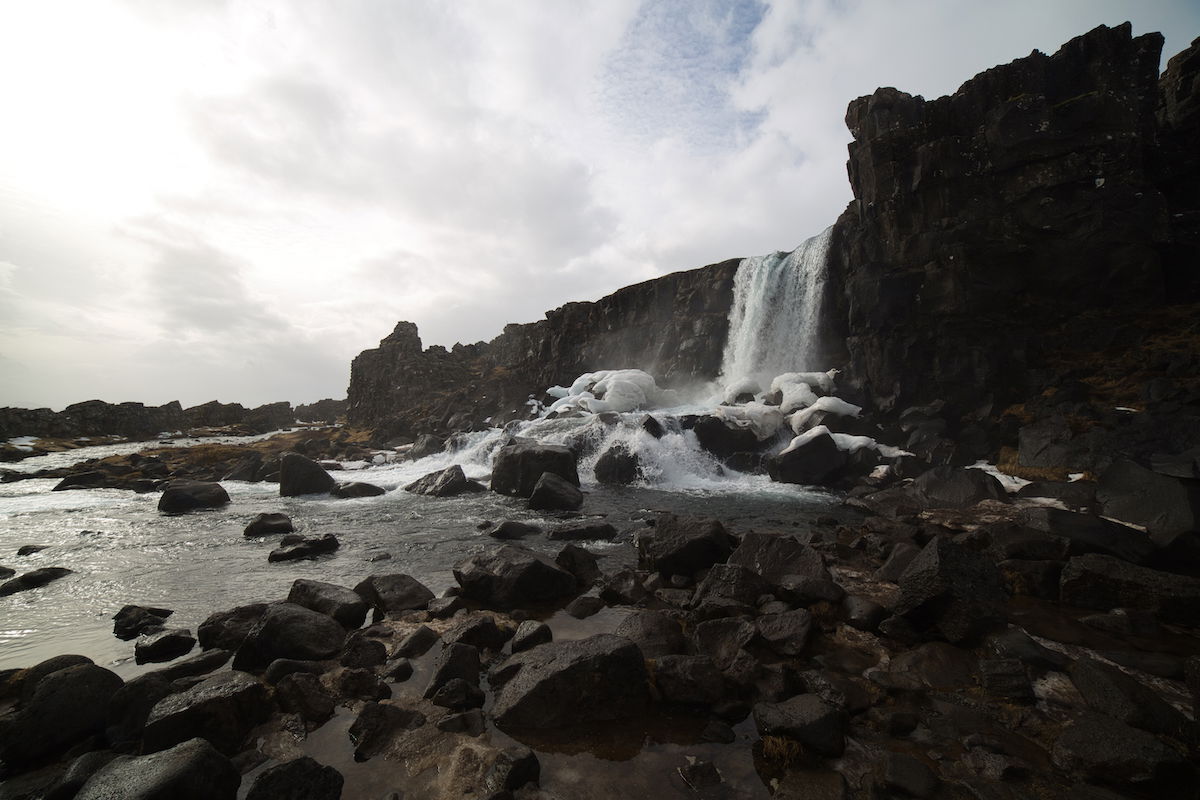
{"left": 347, "top": 260, "right": 739, "bottom": 435}
{"left": 349, "top": 24, "right": 1200, "bottom": 453}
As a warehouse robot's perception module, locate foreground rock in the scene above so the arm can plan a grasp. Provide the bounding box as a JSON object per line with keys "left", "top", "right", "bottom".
{"left": 404, "top": 464, "right": 485, "bottom": 497}
{"left": 74, "top": 737, "right": 240, "bottom": 800}
{"left": 354, "top": 573, "right": 435, "bottom": 618}
{"left": 490, "top": 634, "right": 650, "bottom": 729}
{"left": 142, "top": 671, "right": 271, "bottom": 754}
{"left": 287, "top": 579, "right": 369, "bottom": 628}
{"left": 891, "top": 536, "right": 1007, "bottom": 643}
{"left": 113, "top": 604, "right": 174, "bottom": 640}
{"left": 490, "top": 442, "right": 579, "bottom": 497}
{"left": 453, "top": 545, "right": 578, "bottom": 609}
{"left": 232, "top": 602, "right": 347, "bottom": 671}
{"left": 637, "top": 514, "right": 738, "bottom": 577}
{"left": 245, "top": 756, "right": 343, "bottom": 800}
{"left": 528, "top": 472, "right": 584, "bottom": 511}
{"left": 268, "top": 533, "right": 340, "bottom": 562}
{"left": 0, "top": 660, "right": 124, "bottom": 767}
{"left": 1059, "top": 553, "right": 1200, "bottom": 623}
{"left": 135, "top": 628, "right": 197, "bottom": 664}
{"left": 279, "top": 452, "right": 337, "bottom": 496}
{"left": 243, "top": 512, "right": 294, "bottom": 536}
{"left": 331, "top": 481, "right": 387, "bottom": 498}
{"left": 157, "top": 480, "right": 230, "bottom": 513}
{"left": 0, "top": 566, "right": 73, "bottom": 596}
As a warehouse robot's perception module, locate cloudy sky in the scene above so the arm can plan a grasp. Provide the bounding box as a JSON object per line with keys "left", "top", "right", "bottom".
{"left": 1, "top": 1, "right": 1196, "bottom": 410}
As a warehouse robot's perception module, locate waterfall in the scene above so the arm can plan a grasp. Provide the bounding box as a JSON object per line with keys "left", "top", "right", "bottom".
{"left": 719, "top": 225, "right": 832, "bottom": 387}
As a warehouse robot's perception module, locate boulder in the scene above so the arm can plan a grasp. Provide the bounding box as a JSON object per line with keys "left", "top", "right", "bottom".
{"left": 910, "top": 466, "right": 1008, "bottom": 509}
{"left": 143, "top": 671, "right": 271, "bottom": 755}
{"left": 613, "top": 610, "right": 688, "bottom": 658}
{"left": 243, "top": 513, "right": 293, "bottom": 537}
{"left": 245, "top": 757, "right": 343, "bottom": 800}
{"left": 1069, "top": 657, "right": 1189, "bottom": 737}
{"left": 353, "top": 573, "right": 435, "bottom": 618}
{"left": 423, "top": 643, "right": 481, "bottom": 699}
{"left": 490, "top": 634, "right": 650, "bottom": 729}
{"left": 1053, "top": 713, "right": 1195, "bottom": 797}
{"left": 727, "top": 531, "right": 831, "bottom": 587}
{"left": 547, "top": 521, "right": 617, "bottom": 541}
{"left": 555, "top": 543, "right": 601, "bottom": 586}
{"left": 640, "top": 414, "right": 666, "bottom": 439}
{"left": 157, "top": 480, "right": 230, "bottom": 513}
{"left": 0, "top": 662, "right": 123, "bottom": 767}
{"left": 335, "top": 668, "right": 391, "bottom": 701}
{"left": 511, "top": 620, "right": 552, "bottom": 654}
{"left": 528, "top": 471, "right": 583, "bottom": 511}
{"left": 767, "top": 431, "right": 847, "bottom": 485}
{"left": 268, "top": 533, "right": 340, "bottom": 562}
{"left": 232, "top": 602, "right": 347, "bottom": 671}
{"left": 331, "top": 481, "right": 386, "bottom": 498}
{"left": 693, "top": 617, "right": 755, "bottom": 671}
{"left": 1098, "top": 458, "right": 1200, "bottom": 537}
{"left": 287, "top": 579, "right": 369, "bottom": 628}
{"left": 491, "top": 442, "right": 579, "bottom": 498}
{"left": 1016, "top": 507, "right": 1155, "bottom": 564}
{"left": 408, "top": 433, "right": 444, "bottom": 460}
{"left": 652, "top": 655, "right": 726, "bottom": 706}
{"left": 113, "top": 604, "right": 174, "bottom": 640}
{"left": 692, "top": 563, "right": 770, "bottom": 607}
{"left": 637, "top": 514, "right": 738, "bottom": 577}
{"left": 753, "top": 694, "right": 847, "bottom": 757}
{"left": 74, "top": 738, "right": 240, "bottom": 800}
{"left": 197, "top": 603, "right": 268, "bottom": 651}
{"left": 0, "top": 566, "right": 73, "bottom": 596}
{"left": 693, "top": 415, "right": 761, "bottom": 459}
{"left": 1059, "top": 553, "right": 1200, "bottom": 623}
{"left": 453, "top": 545, "right": 579, "bottom": 609}
{"left": 394, "top": 625, "right": 440, "bottom": 658}
{"left": 340, "top": 636, "right": 388, "bottom": 668}
{"left": 594, "top": 444, "right": 640, "bottom": 484}
{"left": 348, "top": 702, "right": 425, "bottom": 761}
{"left": 892, "top": 536, "right": 1007, "bottom": 643}
{"left": 222, "top": 454, "right": 262, "bottom": 482}
{"left": 756, "top": 609, "right": 814, "bottom": 656}
{"left": 404, "top": 464, "right": 484, "bottom": 497}
{"left": 278, "top": 452, "right": 337, "bottom": 497}
{"left": 487, "top": 519, "right": 541, "bottom": 540}
{"left": 135, "top": 629, "right": 197, "bottom": 664}
{"left": 444, "top": 615, "right": 513, "bottom": 652}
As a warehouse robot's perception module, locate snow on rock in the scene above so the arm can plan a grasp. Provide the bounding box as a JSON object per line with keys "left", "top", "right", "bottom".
{"left": 788, "top": 396, "right": 863, "bottom": 434}
{"left": 722, "top": 378, "right": 762, "bottom": 404}
{"left": 781, "top": 425, "right": 909, "bottom": 459}
{"left": 714, "top": 402, "right": 784, "bottom": 441}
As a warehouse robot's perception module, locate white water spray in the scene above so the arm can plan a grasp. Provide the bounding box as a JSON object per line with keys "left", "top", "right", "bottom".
{"left": 720, "top": 226, "right": 833, "bottom": 387}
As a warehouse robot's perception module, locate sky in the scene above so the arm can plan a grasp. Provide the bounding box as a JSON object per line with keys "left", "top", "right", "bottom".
{"left": 1, "top": 1, "right": 1197, "bottom": 410}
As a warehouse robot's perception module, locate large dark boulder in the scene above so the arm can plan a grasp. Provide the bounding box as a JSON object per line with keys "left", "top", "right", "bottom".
{"left": 404, "top": 464, "right": 484, "bottom": 497}
{"left": 613, "top": 610, "right": 688, "bottom": 658}
{"left": 331, "top": 481, "right": 386, "bottom": 499}
{"left": 652, "top": 655, "right": 725, "bottom": 707}
{"left": 287, "top": 579, "right": 369, "bottom": 628}
{"left": 1016, "top": 507, "right": 1155, "bottom": 564}
{"left": 1069, "top": 657, "right": 1189, "bottom": 737}
{"left": 113, "top": 605, "right": 174, "bottom": 640}
{"left": 268, "top": 533, "right": 340, "bottom": 562}
{"left": 490, "top": 442, "right": 579, "bottom": 497}
{"left": 1059, "top": 553, "right": 1200, "bottom": 623}
{"left": 892, "top": 536, "right": 1008, "bottom": 643}
{"left": 231, "top": 602, "right": 347, "bottom": 671}
{"left": 1097, "top": 458, "right": 1200, "bottom": 537}
{"left": 243, "top": 513, "right": 293, "bottom": 537}
{"left": 527, "top": 472, "right": 583, "bottom": 511}
{"left": 157, "top": 480, "right": 230, "bottom": 513}
{"left": 490, "top": 634, "right": 650, "bottom": 729}
{"left": 594, "top": 444, "right": 641, "bottom": 484}
{"left": 910, "top": 466, "right": 1008, "bottom": 509}
{"left": 142, "top": 671, "right": 271, "bottom": 755}
{"left": 727, "top": 531, "right": 831, "bottom": 587}
{"left": 1053, "top": 713, "right": 1195, "bottom": 798}
{"left": 0, "top": 566, "right": 73, "bottom": 596}
{"left": 693, "top": 415, "right": 761, "bottom": 459}
{"left": 423, "top": 643, "right": 481, "bottom": 700}
{"left": 453, "top": 545, "right": 578, "bottom": 609}
{"left": 197, "top": 603, "right": 268, "bottom": 651}
{"left": 279, "top": 452, "right": 337, "bottom": 497}
{"left": 767, "top": 431, "right": 847, "bottom": 485}
{"left": 637, "top": 514, "right": 738, "bottom": 577}
{"left": 74, "top": 738, "right": 240, "bottom": 800}
{"left": 135, "top": 629, "right": 197, "bottom": 664}
{"left": 245, "top": 757, "right": 343, "bottom": 800}
{"left": 353, "top": 573, "right": 434, "bottom": 618}
{"left": 0, "top": 662, "right": 123, "bottom": 767}
{"left": 753, "top": 695, "right": 848, "bottom": 758}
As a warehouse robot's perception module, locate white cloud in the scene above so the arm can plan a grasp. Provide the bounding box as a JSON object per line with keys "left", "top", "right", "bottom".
{"left": 0, "top": 0, "right": 1196, "bottom": 409}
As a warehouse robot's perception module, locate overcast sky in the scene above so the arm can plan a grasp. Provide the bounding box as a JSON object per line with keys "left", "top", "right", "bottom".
{"left": 1, "top": 1, "right": 1196, "bottom": 410}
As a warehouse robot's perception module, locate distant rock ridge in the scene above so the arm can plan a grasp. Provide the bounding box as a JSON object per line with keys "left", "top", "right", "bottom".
{"left": 0, "top": 399, "right": 298, "bottom": 442}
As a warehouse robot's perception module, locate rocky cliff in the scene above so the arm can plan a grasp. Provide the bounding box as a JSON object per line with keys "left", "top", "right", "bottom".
{"left": 347, "top": 259, "right": 739, "bottom": 435}
{"left": 0, "top": 399, "right": 297, "bottom": 443}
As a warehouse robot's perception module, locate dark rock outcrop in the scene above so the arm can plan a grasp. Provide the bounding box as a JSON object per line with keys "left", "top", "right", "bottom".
{"left": 74, "top": 738, "right": 240, "bottom": 800}
{"left": 453, "top": 545, "right": 578, "bottom": 609}
{"left": 491, "top": 443, "right": 579, "bottom": 498}
{"left": 157, "top": 480, "right": 230, "bottom": 513}
{"left": 231, "top": 602, "right": 347, "bottom": 671}
{"left": 279, "top": 452, "right": 337, "bottom": 496}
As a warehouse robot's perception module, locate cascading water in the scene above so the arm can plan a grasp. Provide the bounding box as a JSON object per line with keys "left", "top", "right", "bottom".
{"left": 719, "top": 226, "right": 833, "bottom": 388}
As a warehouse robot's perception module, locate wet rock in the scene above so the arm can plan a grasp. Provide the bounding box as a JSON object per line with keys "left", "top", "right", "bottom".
{"left": 694, "top": 415, "right": 762, "bottom": 460}
{"left": 753, "top": 695, "right": 847, "bottom": 758}
{"left": 222, "top": 453, "right": 262, "bottom": 482}
{"left": 594, "top": 443, "right": 640, "bottom": 484}
{"left": 0, "top": 662, "right": 123, "bottom": 766}
{"left": 1016, "top": 507, "right": 1155, "bottom": 564}
{"left": 491, "top": 634, "right": 650, "bottom": 729}
{"left": 453, "top": 545, "right": 578, "bottom": 609}
{"left": 428, "top": 595, "right": 467, "bottom": 618}
{"left": 445, "top": 615, "right": 513, "bottom": 652}
{"left": 106, "top": 673, "right": 175, "bottom": 748}
{"left": 0, "top": 565, "right": 13, "bottom": 579}
{"left": 287, "top": 578, "right": 369, "bottom": 628}
{"left": 150, "top": 649, "right": 232, "bottom": 682}
{"left": 135, "top": 629, "right": 197, "bottom": 664}
{"left": 245, "top": 756, "right": 343, "bottom": 800}
{"left": 767, "top": 430, "right": 847, "bottom": 485}
{"left": 1053, "top": 713, "right": 1195, "bottom": 796}
{"left": 43, "top": 750, "right": 120, "bottom": 800}
{"left": 652, "top": 655, "right": 725, "bottom": 707}
{"left": 142, "top": 671, "right": 271, "bottom": 755}
{"left": 614, "top": 610, "right": 688, "bottom": 658}
{"left": 490, "top": 442, "right": 579, "bottom": 498}
{"left": 910, "top": 466, "right": 1008, "bottom": 509}
{"left": 0, "top": 566, "right": 73, "bottom": 596}
{"left": 979, "top": 658, "right": 1033, "bottom": 701}
{"left": 874, "top": 541, "right": 921, "bottom": 582}
{"left": 348, "top": 701, "right": 425, "bottom": 761}
{"left": 488, "top": 519, "right": 541, "bottom": 540}
{"left": 383, "top": 659, "right": 414, "bottom": 682}
{"left": 331, "top": 481, "right": 387, "bottom": 498}
{"left": 1079, "top": 607, "right": 1160, "bottom": 637}
{"left": 879, "top": 752, "right": 940, "bottom": 798}
{"left": 1059, "top": 553, "right": 1200, "bottom": 623}
{"left": 113, "top": 604, "right": 174, "bottom": 640}
{"left": 197, "top": 603, "right": 268, "bottom": 651}
{"left": 881, "top": 642, "right": 978, "bottom": 691}
{"left": 1098, "top": 458, "right": 1200, "bottom": 536}
{"left": 404, "top": 464, "right": 484, "bottom": 497}
{"left": 565, "top": 595, "right": 604, "bottom": 618}
{"left": 843, "top": 596, "right": 886, "bottom": 632}
{"left": 511, "top": 620, "right": 552, "bottom": 653}
{"left": 424, "top": 643, "right": 481, "bottom": 699}
{"left": 340, "top": 636, "right": 388, "bottom": 668}
{"left": 755, "top": 609, "right": 813, "bottom": 656}
{"left": 892, "top": 536, "right": 1007, "bottom": 643}
{"left": 408, "top": 433, "right": 445, "bottom": 460}
{"left": 279, "top": 452, "right": 337, "bottom": 496}
{"left": 482, "top": 746, "right": 541, "bottom": 795}
{"left": 74, "top": 737, "right": 240, "bottom": 800}
{"left": 243, "top": 513, "right": 293, "bottom": 537}
{"left": 430, "top": 677, "right": 485, "bottom": 711}
{"left": 641, "top": 414, "right": 666, "bottom": 439}
{"left": 16, "top": 544, "right": 46, "bottom": 555}
{"left": 157, "top": 480, "right": 230, "bottom": 513}
{"left": 547, "top": 521, "right": 617, "bottom": 541}
{"left": 528, "top": 471, "right": 584, "bottom": 511}
{"left": 1015, "top": 480, "right": 1097, "bottom": 511}
{"left": 693, "top": 618, "right": 756, "bottom": 671}
{"left": 231, "top": 602, "right": 347, "bottom": 672}
{"left": 394, "top": 625, "right": 440, "bottom": 658}
{"left": 268, "top": 533, "right": 340, "bottom": 562}
{"left": 437, "top": 709, "right": 486, "bottom": 736}
{"left": 693, "top": 563, "right": 770, "bottom": 607}
{"left": 1069, "top": 657, "right": 1188, "bottom": 737}
{"left": 999, "top": 559, "right": 1063, "bottom": 600}
{"left": 778, "top": 575, "right": 845, "bottom": 606}
{"left": 728, "top": 531, "right": 831, "bottom": 587}
{"left": 274, "top": 672, "right": 335, "bottom": 724}
{"left": 556, "top": 543, "right": 600, "bottom": 587}
{"left": 336, "top": 668, "right": 391, "bottom": 701}
{"left": 353, "top": 573, "right": 435, "bottom": 619}
{"left": 599, "top": 568, "right": 648, "bottom": 605}
{"left": 638, "top": 514, "right": 737, "bottom": 577}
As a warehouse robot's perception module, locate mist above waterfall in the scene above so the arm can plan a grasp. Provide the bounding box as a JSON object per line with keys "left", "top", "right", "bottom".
{"left": 719, "top": 226, "right": 833, "bottom": 387}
